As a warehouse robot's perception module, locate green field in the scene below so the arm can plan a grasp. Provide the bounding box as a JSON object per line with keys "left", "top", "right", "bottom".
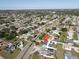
{"left": 29, "top": 52, "right": 39, "bottom": 59}
{"left": 0, "top": 48, "right": 20, "bottom": 59}
{"left": 72, "top": 49, "right": 79, "bottom": 59}
{"left": 55, "top": 44, "right": 64, "bottom": 59}
{"left": 59, "top": 32, "right": 67, "bottom": 42}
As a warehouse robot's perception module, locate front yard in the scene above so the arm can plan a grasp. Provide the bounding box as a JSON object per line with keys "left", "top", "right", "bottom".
{"left": 0, "top": 48, "right": 20, "bottom": 59}
{"left": 59, "top": 32, "right": 67, "bottom": 42}
{"left": 71, "top": 49, "right": 79, "bottom": 59}
{"left": 55, "top": 44, "right": 64, "bottom": 59}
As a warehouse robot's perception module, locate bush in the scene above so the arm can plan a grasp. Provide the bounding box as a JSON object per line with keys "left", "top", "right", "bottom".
{"left": 61, "top": 28, "right": 67, "bottom": 32}
{"left": 4, "top": 31, "right": 17, "bottom": 40}
{"left": 38, "top": 33, "right": 46, "bottom": 39}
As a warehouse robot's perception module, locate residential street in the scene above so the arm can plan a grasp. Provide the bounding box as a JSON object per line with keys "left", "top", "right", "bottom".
{"left": 23, "top": 44, "right": 34, "bottom": 59}
{"left": 15, "top": 42, "right": 32, "bottom": 59}
{"left": 0, "top": 10, "right": 79, "bottom": 59}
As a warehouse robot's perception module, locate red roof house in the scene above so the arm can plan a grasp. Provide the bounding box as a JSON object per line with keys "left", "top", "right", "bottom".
{"left": 43, "top": 34, "right": 49, "bottom": 42}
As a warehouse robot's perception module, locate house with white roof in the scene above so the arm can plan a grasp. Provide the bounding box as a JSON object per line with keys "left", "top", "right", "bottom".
{"left": 67, "top": 29, "right": 74, "bottom": 40}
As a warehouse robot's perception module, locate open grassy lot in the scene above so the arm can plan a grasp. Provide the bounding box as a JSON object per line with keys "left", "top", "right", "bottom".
{"left": 71, "top": 49, "right": 79, "bottom": 59}
{"left": 0, "top": 48, "right": 20, "bottom": 59}
{"left": 29, "top": 52, "right": 39, "bottom": 59}
{"left": 74, "top": 45, "right": 79, "bottom": 47}
{"left": 32, "top": 52, "right": 39, "bottom": 59}
{"left": 73, "top": 32, "right": 78, "bottom": 40}
{"left": 59, "top": 32, "right": 67, "bottom": 42}
{"left": 55, "top": 44, "right": 64, "bottom": 59}
{"left": 29, "top": 52, "right": 54, "bottom": 59}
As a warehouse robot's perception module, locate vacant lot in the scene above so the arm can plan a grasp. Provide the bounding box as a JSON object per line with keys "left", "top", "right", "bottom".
{"left": 55, "top": 44, "right": 64, "bottom": 59}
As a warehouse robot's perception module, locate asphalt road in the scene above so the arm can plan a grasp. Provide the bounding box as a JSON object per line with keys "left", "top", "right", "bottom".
{"left": 15, "top": 42, "right": 32, "bottom": 59}
{"left": 23, "top": 44, "right": 34, "bottom": 59}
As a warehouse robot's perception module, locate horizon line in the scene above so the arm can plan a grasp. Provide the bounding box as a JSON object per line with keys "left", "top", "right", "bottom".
{"left": 0, "top": 8, "right": 79, "bottom": 10}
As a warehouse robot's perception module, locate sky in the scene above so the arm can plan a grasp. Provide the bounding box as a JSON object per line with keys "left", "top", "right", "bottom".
{"left": 0, "top": 0, "right": 79, "bottom": 9}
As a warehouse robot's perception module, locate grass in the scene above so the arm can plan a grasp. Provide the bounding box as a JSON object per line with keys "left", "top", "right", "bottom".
{"left": 29, "top": 51, "right": 54, "bottom": 59}
{"left": 74, "top": 44, "right": 79, "bottom": 47}
{"left": 28, "top": 55, "right": 32, "bottom": 59}
{"left": 32, "top": 52, "right": 39, "bottom": 59}
{"left": 0, "top": 38, "right": 29, "bottom": 59}
{"left": 71, "top": 49, "right": 79, "bottom": 59}
{"left": 0, "top": 48, "right": 20, "bottom": 59}
{"left": 59, "top": 32, "right": 67, "bottom": 42}
{"left": 55, "top": 44, "right": 64, "bottom": 59}
{"left": 73, "top": 32, "right": 78, "bottom": 40}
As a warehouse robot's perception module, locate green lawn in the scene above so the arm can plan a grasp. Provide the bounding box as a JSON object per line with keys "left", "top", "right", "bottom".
{"left": 32, "top": 52, "right": 39, "bottom": 59}
{"left": 28, "top": 49, "right": 39, "bottom": 59}
{"left": 71, "top": 49, "right": 79, "bottom": 59}
{"left": 0, "top": 48, "right": 20, "bottom": 59}
{"left": 0, "top": 38, "right": 28, "bottom": 59}
{"left": 74, "top": 45, "right": 79, "bottom": 47}
{"left": 73, "top": 32, "right": 78, "bottom": 40}
{"left": 38, "top": 32, "right": 46, "bottom": 40}
{"left": 59, "top": 32, "right": 67, "bottom": 42}
{"left": 29, "top": 52, "right": 54, "bottom": 59}
{"left": 28, "top": 55, "right": 32, "bottom": 59}
{"left": 55, "top": 44, "right": 64, "bottom": 59}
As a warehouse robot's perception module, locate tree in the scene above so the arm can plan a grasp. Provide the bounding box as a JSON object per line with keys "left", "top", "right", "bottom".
{"left": 18, "top": 28, "right": 28, "bottom": 35}
{"left": 38, "top": 33, "right": 46, "bottom": 39}
{"left": 0, "top": 26, "right": 17, "bottom": 40}
{"left": 61, "top": 28, "right": 67, "bottom": 32}
{"left": 73, "top": 32, "right": 78, "bottom": 40}
{"left": 46, "top": 28, "right": 50, "bottom": 32}
{"left": 0, "top": 31, "right": 5, "bottom": 38}
{"left": 4, "top": 31, "right": 17, "bottom": 40}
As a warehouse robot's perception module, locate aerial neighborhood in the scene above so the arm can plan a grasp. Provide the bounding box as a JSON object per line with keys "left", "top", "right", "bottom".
{"left": 0, "top": 10, "right": 79, "bottom": 59}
